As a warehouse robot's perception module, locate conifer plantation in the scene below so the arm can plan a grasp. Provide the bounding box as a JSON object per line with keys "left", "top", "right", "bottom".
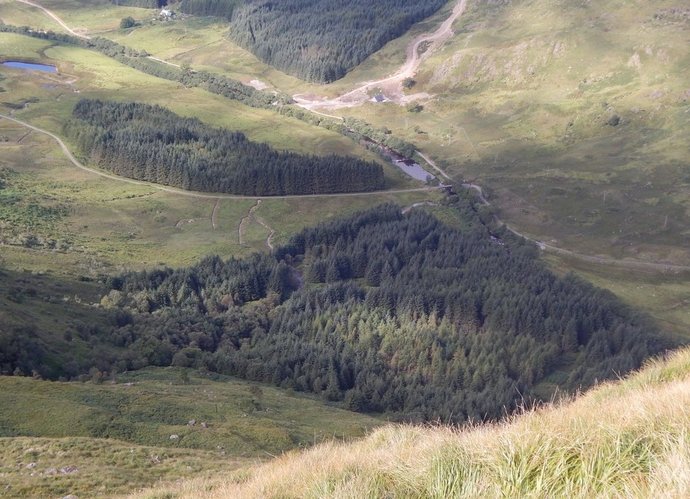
{"left": 65, "top": 99, "right": 384, "bottom": 195}
{"left": 3, "top": 199, "right": 665, "bottom": 423}
{"left": 116, "top": 0, "right": 448, "bottom": 81}
{"left": 180, "top": 0, "right": 241, "bottom": 19}
{"left": 227, "top": 0, "right": 448, "bottom": 82}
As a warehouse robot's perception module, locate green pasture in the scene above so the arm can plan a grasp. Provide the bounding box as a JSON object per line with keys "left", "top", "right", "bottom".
{"left": 0, "top": 117, "right": 435, "bottom": 275}
{"left": 0, "top": 0, "right": 152, "bottom": 34}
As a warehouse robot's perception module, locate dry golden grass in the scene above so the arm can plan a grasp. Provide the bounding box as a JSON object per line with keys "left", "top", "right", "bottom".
{"left": 132, "top": 348, "right": 690, "bottom": 498}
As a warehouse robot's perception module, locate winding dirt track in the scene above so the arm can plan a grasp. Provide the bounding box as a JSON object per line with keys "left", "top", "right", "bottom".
{"left": 237, "top": 199, "right": 274, "bottom": 249}
{"left": 0, "top": 114, "right": 436, "bottom": 200}
{"left": 253, "top": 205, "right": 276, "bottom": 250}
{"left": 15, "top": 0, "right": 182, "bottom": 67}
{"left": 16, "top": 0, "right": 90, "bottom": 39}
{"left": 294, "top": 0, "right": 468, "bottom": 110}
{"left": 238, "top": 200, "right": 259, "bottom": 245}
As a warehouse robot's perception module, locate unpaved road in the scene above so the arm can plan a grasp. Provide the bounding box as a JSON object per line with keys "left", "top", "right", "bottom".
{"left": 148, "top": 56, "right": 181, "bottom": 68}
{"left": 294, "top": 0, "right": 468, "bottom": 110}
{"left": 15, "top": 0, "right": 182, "bottom": 67}
{"left": 6, "top": 113, "right": 685, "bottom": 272}
{"left": 0, "top": 113, "right": 436, "bottom": 200}
{"left": 416, "top": 150, "right": 452, "bottom": 181}
{"left": 16, "top": 0, "right": 90, "bottom": 39}
{"left": 7, "top": 3, "right": 687, "bottom": 272}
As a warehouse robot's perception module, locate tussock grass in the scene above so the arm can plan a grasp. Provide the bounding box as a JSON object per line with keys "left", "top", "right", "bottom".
{"left": 0, "top": 436, "right": 236, "bottom": 498}
{"left": 0, "top": 368, "right": 381, "bottom": 457}
{"left": 134, "top": 348, "right": 690, "bottom": 498}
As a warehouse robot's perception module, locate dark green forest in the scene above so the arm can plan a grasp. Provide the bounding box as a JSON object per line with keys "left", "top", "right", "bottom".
{"left": 65, "top": 99, "right": 385, "bottom": 195}
{"left": 180, "top": 0, "right": 240, "bottom": 19}
{"left": 111, "top": 0, "right": 166, "bottom": 8}
{"left": 227, "top": 0, "right": 448, "bottom": 82}
{"left": 164, "top": 1, "right": 447, "bottom": 82}
{"left": 1, "top": 197, "right": 668, "bottom": 422}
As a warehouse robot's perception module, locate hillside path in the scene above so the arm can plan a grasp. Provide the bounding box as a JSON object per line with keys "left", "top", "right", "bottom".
{"left": 416, "top": 150, "right": 452, "bottom": 181}
{"left": 462, "top": 183, "right": 690, "bottom": 273}
{"left": 211, "top": 199, "right": 220, "bottom": 230}
{"left": 16, "top": 0, "right": 90, "bottom": 39}
{"left": 237, "top": 200, "right": 274, "bottom": 249}
{"left": 246, "top": 200, "right": 276, "bottom": 250}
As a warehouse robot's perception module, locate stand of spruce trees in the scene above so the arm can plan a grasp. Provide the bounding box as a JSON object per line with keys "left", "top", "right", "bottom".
{"left": 228, "top": 0, "right": 448, "bottom": 82}
{"left": 111, "top": 0, "right": 166, "bottom": 8}
{"left": 65, "top": 99, "right": 385, "bottom": 196}
{"left": 102, "top": 202, "right": 667, "bottom": 421}
{"left": 110, "top": 0, "right": 447, "bottom": 80}
{"left": 1, "top": 198, "right": 664, "bottom": 423}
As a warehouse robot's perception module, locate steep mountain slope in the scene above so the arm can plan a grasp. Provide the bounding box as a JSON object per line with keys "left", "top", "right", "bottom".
{"left": 135, "top": 346, "right": 690, "bottom": 498}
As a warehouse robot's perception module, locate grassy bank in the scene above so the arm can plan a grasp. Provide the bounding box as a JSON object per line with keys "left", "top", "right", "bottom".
{"left": 0, "top": 368, "right": 381, "bottom": 497}
{"left": 133, "top": 347, "right": 690, "bottom": 498}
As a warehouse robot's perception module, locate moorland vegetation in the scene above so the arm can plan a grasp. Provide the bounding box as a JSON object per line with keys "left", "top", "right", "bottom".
{"left": 137, "top": 346, "right": 690, "bottom": 498}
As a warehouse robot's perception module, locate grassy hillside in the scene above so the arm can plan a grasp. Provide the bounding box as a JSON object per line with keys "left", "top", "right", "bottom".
{"left": 0, "top": 121, "right": 431, "bottom": 275}
{"left": 0, "top": 368, "right": 381, "bottom": 497}
{"left": 134, "top": 346, "right": 690, "bottom": 498}
{"left": 347, "top": 0, "right": 690, "bottom": 265}
{"left": 25, "top": 0, "right": 687, "bottom": 337}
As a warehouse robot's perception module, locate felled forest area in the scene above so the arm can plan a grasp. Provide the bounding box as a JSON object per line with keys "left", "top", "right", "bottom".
{"left": 4, "top": 198, "right": 666, "bottom": 423}
{"left": 228, "top": 0, "right": 448, "bottom": 82}
{"left": 65, "top": 99, "right": 385, "bottom": 195}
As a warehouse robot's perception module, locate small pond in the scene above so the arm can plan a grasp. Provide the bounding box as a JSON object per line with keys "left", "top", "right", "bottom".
{"left": 2, "top": 61, "right": 58, "bottom": 73}
{"left": 394, "top": 160, "right": 436, "bottom": 182}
